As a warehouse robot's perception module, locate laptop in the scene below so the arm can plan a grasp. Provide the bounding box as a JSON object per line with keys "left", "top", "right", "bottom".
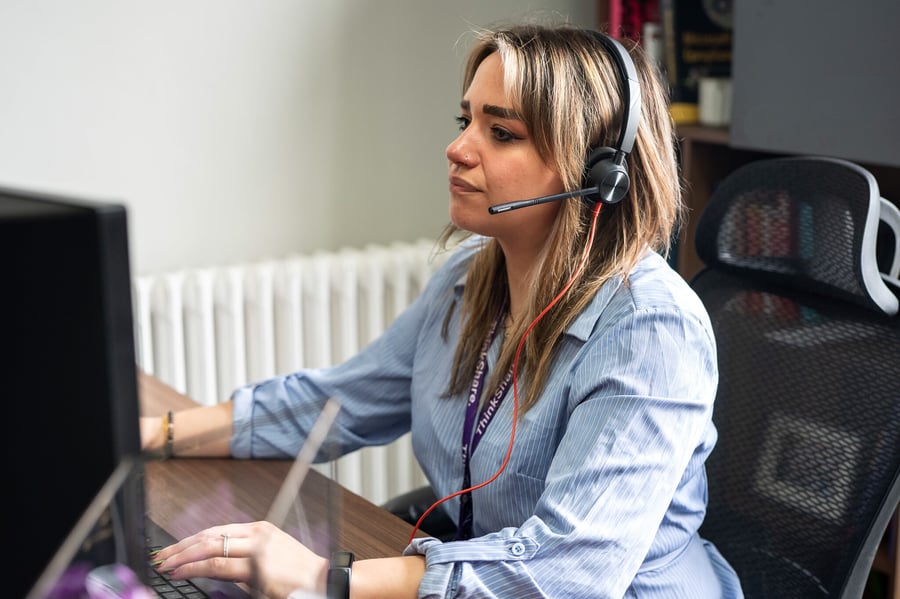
{"left": 26, "top": 398, "right": 342, "bottom": 599}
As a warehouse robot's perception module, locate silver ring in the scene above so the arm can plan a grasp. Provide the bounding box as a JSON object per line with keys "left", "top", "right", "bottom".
{"left": 221, "top": 533, "right": 231, "bottom": 558}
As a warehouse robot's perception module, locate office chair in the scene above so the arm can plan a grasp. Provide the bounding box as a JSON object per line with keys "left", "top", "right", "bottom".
{"left": 691, "top": 156, "right": 900, "bottom": 598}
{"left": 382, "top": 486, "right": 457, "bottom": 542}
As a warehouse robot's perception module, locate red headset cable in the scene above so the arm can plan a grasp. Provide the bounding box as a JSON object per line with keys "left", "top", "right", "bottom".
{"left": 408, "top": 201, "right": 604, "bottom": 543}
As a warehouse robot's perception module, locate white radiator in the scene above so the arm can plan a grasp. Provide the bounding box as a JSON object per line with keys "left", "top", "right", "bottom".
{"left": 133, "top": 238, "right": 447, "bottom": 505}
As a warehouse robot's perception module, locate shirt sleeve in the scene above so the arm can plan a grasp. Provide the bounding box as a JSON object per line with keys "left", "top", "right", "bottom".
{"left": 404, "top": 302, "right": 719, "bottom": 599}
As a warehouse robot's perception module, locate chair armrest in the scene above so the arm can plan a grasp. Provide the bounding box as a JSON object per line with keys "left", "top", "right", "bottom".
{"left": 381, "top": 485, "right": 457, "bottom": 541}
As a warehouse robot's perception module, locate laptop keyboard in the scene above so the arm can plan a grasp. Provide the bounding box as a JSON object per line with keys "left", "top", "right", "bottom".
{"left": 144, "top": 519, "right": 250, "bottom": 598}
{"left": 146, "top": 543, "right": 211, "bottom": 598}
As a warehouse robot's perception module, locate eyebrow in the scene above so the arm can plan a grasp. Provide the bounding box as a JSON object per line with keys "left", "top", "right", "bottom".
{"left": 460, "top": 99, "right": 521, "bottom": 121}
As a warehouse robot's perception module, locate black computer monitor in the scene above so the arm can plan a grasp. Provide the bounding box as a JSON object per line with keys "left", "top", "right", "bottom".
{"left": 0, "top": 185, "right": 141, "bottom": 598}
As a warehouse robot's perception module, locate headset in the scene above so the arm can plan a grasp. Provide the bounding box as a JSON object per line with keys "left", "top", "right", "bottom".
{"left": 583, "top": 30, "right": 642, "bottom": 206}
{"left": 488, "top": 31, "right": 642, "bottom": 214}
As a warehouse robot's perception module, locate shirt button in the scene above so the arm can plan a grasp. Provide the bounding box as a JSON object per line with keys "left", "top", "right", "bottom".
{"left": 510, "top": 542, "right": 526, "bottom": 556}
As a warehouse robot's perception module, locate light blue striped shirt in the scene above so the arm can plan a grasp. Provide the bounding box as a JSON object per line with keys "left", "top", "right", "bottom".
{"left": 231, "top": 238, "right": 743, "bottom": 598}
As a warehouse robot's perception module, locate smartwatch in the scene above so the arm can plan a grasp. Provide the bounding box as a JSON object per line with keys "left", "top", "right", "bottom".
{"left": 326, "top": 551, "right": 354, "bottom": 599}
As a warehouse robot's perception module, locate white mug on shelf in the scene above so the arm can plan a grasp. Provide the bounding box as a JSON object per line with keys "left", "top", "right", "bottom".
{"left": 698, "top": 77, "right": 732, "bottom": 127}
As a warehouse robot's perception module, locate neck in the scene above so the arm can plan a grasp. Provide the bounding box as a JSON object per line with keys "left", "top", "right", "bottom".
{"left": 498, "top": 241, "right": 543, "bottom": 325}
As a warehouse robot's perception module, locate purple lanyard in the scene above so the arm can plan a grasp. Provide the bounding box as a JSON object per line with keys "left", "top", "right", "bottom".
{"left": 458, "top": 304, "right": 513, "bottom": 539}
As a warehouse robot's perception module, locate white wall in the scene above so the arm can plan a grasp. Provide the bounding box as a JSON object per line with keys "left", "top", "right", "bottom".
{"left": 0, "top": 1, "right": 595, "bottom": 277}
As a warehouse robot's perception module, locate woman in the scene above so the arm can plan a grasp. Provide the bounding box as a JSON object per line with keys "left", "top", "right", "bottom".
{"left": 144, "top": 23, "right": 743, "bottom": 598}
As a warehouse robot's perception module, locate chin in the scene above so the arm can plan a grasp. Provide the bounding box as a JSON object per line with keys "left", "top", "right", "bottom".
{"left": 450, "top": 217, "right": 480, "bottom": 236}
{"left": 449, "top": 206, "right": 480, "bottom": 233}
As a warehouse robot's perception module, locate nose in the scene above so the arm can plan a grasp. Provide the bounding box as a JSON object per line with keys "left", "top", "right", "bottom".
{"left": 446, "top": 131, "right": 473, "bottom": 167}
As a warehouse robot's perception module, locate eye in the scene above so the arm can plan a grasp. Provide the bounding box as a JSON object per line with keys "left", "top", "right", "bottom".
{"left": 491, "top": 126, "right": 523, "bottom": 143}
{"left": 454, "top": 116, "right": 470, "bottom": 131}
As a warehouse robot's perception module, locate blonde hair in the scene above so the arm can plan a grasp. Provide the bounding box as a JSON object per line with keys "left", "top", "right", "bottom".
{"left": 440, "top": 23, "right": 683, "bottom": 412}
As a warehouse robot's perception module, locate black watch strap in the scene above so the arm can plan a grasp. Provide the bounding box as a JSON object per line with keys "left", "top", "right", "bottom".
{"left": 326, "top": 551, "right": 354, "bottom": 599}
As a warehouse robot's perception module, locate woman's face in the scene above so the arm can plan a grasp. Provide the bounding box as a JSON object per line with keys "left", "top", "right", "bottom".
{"left": 446, "top": 52, "right": 564, "bottom": 250}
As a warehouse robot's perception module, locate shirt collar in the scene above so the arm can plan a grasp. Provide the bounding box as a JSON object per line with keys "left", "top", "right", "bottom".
{"left": 452, "top": 269, "right": 624, "bottom": 342}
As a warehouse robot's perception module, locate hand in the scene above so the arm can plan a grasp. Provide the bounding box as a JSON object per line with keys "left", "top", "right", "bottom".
{"left": 139, "top": 415, "right": 165, "bottom": 454}
{"left": 151, "top": 521, "right": 328, "bottom": 599}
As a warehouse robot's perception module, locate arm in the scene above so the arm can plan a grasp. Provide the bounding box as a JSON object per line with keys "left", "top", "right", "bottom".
{"left": 138, "top": 246, "right": 470, "bottom": 461}
{"left": 138, "top": 278, "right": 437, "bottom": 460}
{"left": 140, "top": 244, "right": 476, "bottom": 464}
{"left": 141, "top": 402, "right": 234, "bottom": 457}
{"left": 352, "top": 557, "right": 426, "bottom": 599}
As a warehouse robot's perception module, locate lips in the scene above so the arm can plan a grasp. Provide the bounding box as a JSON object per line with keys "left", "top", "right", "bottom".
{"left": 449, "top": 175, "right": 479, "bottom": 193}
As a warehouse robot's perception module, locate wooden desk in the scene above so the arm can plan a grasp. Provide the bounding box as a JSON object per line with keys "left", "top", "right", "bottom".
{"left": 138, "top": 371, "right": 421, "bottom": 560}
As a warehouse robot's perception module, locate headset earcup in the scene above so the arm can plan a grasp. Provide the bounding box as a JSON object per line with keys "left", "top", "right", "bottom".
{"left": 585, "top": 147, "right": 630, "bottom": 205}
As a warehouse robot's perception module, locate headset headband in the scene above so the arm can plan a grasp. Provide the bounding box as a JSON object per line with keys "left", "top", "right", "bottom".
{"left": 590, "top": 32, "right": 641, "bottom": 157}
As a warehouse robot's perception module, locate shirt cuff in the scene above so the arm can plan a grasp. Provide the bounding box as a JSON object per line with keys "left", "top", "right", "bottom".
{"left": 406, "top": 534, "right": 538, "bottom": 563}
{"left": 403, "top": 533, "right": 539, "bottom": 595}
{"left": 229, "top": 382, "right": 256, "bottom": 458}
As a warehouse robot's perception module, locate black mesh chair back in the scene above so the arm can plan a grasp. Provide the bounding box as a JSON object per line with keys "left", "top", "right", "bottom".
{"left": 692, "top": 156, "right": 900, "bottom": 598}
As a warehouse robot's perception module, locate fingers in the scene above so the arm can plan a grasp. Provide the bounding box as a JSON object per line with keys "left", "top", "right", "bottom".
{"left": 157, "top": 523, "right": 254, "bottom": 557}
{"left": 153, "top": 523, "right": 262, "bottom": 583}
{"left": 168, "top": 554, "right": 256, "bottom": 583}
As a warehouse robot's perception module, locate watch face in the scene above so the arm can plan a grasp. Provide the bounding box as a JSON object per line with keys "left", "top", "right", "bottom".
{"left": 332, "top": 551, "right": 354, "bottom": 569}
{"left": 327, "top": 552, "right": 353, "bottom": 599}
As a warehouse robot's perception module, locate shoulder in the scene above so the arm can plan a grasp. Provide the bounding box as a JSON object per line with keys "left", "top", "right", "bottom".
{"left": 625, "top": 252, "right": 709, "bottom": 324}
{"left": 570, "top": 251, "right": 713, "bottom": 344}
{"left": 425, "top": 235, "right": 485, "bottom": 293}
